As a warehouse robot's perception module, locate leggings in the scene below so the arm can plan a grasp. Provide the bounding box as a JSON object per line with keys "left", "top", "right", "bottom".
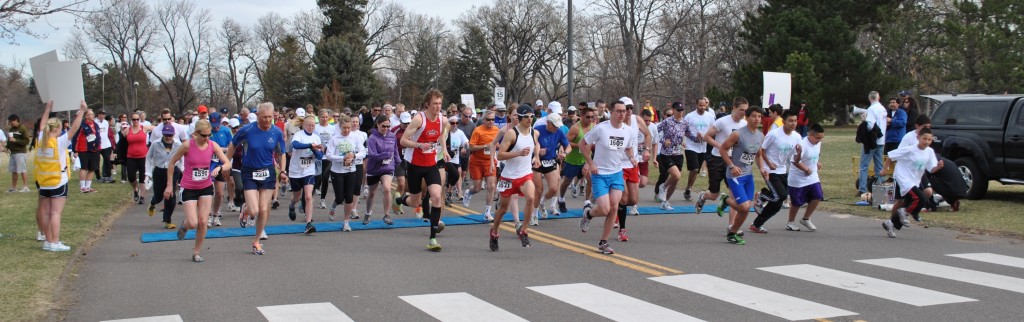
{"left": 753, "top": 173, "right": 788, "bottom": 228}
{"left": 331, "top": 166, "right": 363, "bottom": 205}
{"left": 150, "top": 167, "right": 181, "bottom": 223}
{"left": 445, "top": 162, "right": 460, "bottom": 188}
{"left": 126, "top": 157, "right": 146, "bottom": 183}
{"left": 317, "top": 160, "right": 332, "bottom": 199}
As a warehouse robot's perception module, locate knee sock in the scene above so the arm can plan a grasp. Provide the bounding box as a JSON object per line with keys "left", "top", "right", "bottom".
{"left": 429, "top": 206, "right": 441, "bottom": 238}
{"left": 421, "top": 195, "right": 430, "bottom": 210}
{"left": 617, "top": 205, "right": 627, "bottom": 229}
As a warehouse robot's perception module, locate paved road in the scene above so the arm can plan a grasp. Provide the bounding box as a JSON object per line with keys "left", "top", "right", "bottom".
{"left": 66, "top": 183, "right": 1024, "bottom": 322}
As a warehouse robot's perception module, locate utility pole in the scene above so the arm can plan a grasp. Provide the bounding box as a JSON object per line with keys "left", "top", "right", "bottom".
{"left": 567, "top": 0, "right": 574, "bottom": 106}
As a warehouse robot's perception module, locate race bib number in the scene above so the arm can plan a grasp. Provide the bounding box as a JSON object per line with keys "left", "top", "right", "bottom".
{"left": 299, "top": 157, "right": 313, "bottom": 168}
{"left": 253, "top": 169, "right": 270, "bottom": 181}
{"left": 541, "top": 159, "right": 556, "bottom": 168}
{"left": 740, "top": 152, "right": 756, "bottom": 165}
{"left": 608, "top": 136, "right": 624, "bottom": 150}
{"left": 382, "top": 159, "right": 391, "bottom": 165}
{"left": 211, "top": 153, "right": 219, "bottom": 162}
{"left": 193, "top": 167, "right": 210, "bottom": 181}
{"left": 39, "top": 148, "right": 55, "bottom": 159}
{"left": 496, "top": 179, "right": 512, "bottom": 192}
{"left": 424, "top": 143, "right": 438, "bottom": 153}
{"left": 483, "top": 149, "right": 491, "bottom": 155}
{"left": 86, "top": 134, "right": 97, "bottom": 142}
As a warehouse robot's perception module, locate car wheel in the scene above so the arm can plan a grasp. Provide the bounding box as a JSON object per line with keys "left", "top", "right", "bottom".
{"left": 955, "top": 157, "right": 988, "bottom": 200}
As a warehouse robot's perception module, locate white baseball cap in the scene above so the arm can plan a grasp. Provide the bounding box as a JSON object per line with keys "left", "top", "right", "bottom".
{"left": 535, "top": 99, "right": 543, "bottom": 107}
{"left": 620, "top": 97, "right": 634, "bottom": 106}
{"left": 400, "top": 112, "right": 412, "bottom": 124}
{"left": 295, "top": 108, "right": 306, "bottom": 117}
{"left": 546, "top": 113, "right": 564, "bottom": 128}
{"left": 247, "top": 113, "right": 257, "bottom": 123}
{"left": 447, "top": 116, "right": 459, "bottom": 123}
{"left": 547, "top": 101, "right": 563, "bottom": 114}
{"left": 228, "top": 118, "right": 240, "bottom": 128}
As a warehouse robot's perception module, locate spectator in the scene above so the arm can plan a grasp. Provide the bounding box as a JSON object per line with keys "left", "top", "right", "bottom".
{"left": 7, "top": 114, "right": 31, "bottom": 192}
{"left": 884, "top": 97, "right": 907, "bottom": 154}
{"left": 796, "top": 100, "right": 810, "bottom": 137}
{"left": 857, "top": 91, "right": 887, "bottom": 195}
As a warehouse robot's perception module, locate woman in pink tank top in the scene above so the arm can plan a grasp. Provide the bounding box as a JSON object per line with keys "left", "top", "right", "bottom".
{"left": 164, "top": 120, "right": 232, "bottom": 262}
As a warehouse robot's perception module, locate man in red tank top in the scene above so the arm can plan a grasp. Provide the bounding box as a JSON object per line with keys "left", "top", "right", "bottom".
{"left": 395, "top": 90, "right": 449, "bottom": 251}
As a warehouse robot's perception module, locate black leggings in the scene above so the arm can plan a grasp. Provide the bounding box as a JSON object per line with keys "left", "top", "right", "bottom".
{"left": 317, "top": 160, "right": 332, "bottom": 199}
{"left": 331, "top": 166, "right": 363, "bottom": 205}
{"left": 445, "top": 162, "right": 460, "bottom": 188}
{"left": 753, "top": 173, "right": 788, "bottom": 228}
{"left": 126, "top": 157, "right": 146, "bottom": 183}
{"left": 150, "top": 167, "right": 181, "bottom": 223}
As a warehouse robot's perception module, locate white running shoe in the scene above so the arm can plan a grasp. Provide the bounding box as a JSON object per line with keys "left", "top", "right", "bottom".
{"left": 630, "top": 205, "right": 639, "bottom": 216}
{"left": 342, "top": 221, "right": 352, "bottom": 232}
{"left": 37, "top": 231, "right": 46, "bottom": 241}
{"left": 660, "top": 201, "right": 673, "bottom": 210}
{"left": 657, "top": 183, "right": 667, "bottom": 202}
{"left": 48, "top": 241, "right": 71, "bottom": 252}
{"left": 800, "top": 218, "right": 817, "bottom": 231}
{"left": 319, "top": 200, "right": 327, "bottom": 209}
{"left": 785, "top": 222, "right": 801, "bottom": 231}
{"left": 259, "top": 231, "right": 268, "bottom": 240}
{"left": 207, "top": 216, "right": 214, "bottom": 227}
{"left": 213, "top": 215, "right": 223, "bottom": 227}
{"left": 483, "top": 209, "right": 494, "bottom": 222}
{"left": 42, "top": 241, "right": 51, "bottom": 251}
{"left": 462, "top": 189, "right": 472, "bottom": 207}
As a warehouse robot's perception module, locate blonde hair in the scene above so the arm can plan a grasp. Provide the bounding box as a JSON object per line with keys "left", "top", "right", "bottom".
{"left": 337, "top": 114, "right": 352, "bottom": 130}
{"left": 303, "top": 115, "right": 317, "bottom": 125}
{"left": 41, "top": 118, "right": 62, "bottom": 144}
{"left": 193, "top": 119, "right": 212, "bottom": 136}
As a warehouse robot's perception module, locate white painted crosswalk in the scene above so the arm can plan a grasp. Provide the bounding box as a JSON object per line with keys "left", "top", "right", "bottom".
{"left": 758, "top": 264, "right": 976, "bottom": 306}
{"left": 103, "top": 253, "right": 1024, "bottom": 322}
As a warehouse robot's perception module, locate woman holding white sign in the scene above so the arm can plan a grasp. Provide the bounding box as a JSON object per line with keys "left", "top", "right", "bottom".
{"left": 35, "top": 100, "right": 87, "bottom": 251}
{"left": 164, "top": 120, "right": 232, "bottom": 262}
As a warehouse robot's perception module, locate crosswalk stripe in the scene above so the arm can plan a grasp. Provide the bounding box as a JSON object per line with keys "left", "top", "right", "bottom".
{"left": 102, "top": 315, "right": 183, "bottom": 322}
{"left": 400, "top": 292, "right": 528, "bottom": 322}
{"left": 947, "top": 253, "right": 1024, "bottom": 269}
{"left": 758, "top": 264, "right": 976, "bottom": 306}
{"left": 650, "top": 274, "right": 857, "bottom": 321}
{"left": 527, "top": 283, "right": 705, "bottom": 322}
{"left": 257, "top": 302, "right": 354, "bottom": 322}
{"left": 858, "top": 258, "right": 1024, "bottom": 294}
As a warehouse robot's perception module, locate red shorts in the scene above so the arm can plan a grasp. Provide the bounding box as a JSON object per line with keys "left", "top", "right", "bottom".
{"left": 622, "top": 167, "right": 640, "bottom": 183}
{"left": 497, "top": 174, "right": 532, "bottom": 197}
{"left": 638, "top": 161, "right": 649, "bottom": 177}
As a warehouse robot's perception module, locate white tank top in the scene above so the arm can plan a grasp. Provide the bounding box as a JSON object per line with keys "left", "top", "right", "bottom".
{"left": 501, "top": 127, "right": 534, "bottom": 179}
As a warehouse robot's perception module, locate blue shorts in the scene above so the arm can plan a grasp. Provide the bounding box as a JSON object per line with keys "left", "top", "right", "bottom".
{"left": 726, "top": 174, "right": 756, "bottom": 205}
{"left": 241, "top": 167, "right": 277, "bottom": 191}
{"left": 591, "top": 171, "right": 624, "bottom": 199}
{"left": 561, "top": 162, "right": 585, "bottom": 179}
{"left": 289, "top": 175, "right": 316, "bottom": 192}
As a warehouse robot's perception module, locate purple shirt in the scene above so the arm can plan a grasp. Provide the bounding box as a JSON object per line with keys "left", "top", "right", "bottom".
{"left": 365, "top": 130, "right": 399, "bottom": 176}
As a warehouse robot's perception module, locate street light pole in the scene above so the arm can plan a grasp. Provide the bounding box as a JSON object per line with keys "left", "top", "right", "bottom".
{"left": 567, "top": 0, "right": 574, "bottom": 106}
{"left": 133, "top": 81, "right": 139, "bottom": 112}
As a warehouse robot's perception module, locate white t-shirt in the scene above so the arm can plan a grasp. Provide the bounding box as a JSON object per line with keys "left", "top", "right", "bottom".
{"left": 584, "top": 121, "right": 633, "bottom": 175}
{"left": 620, "top": 115, "right": 641, "bottom": 167}
{"left": 149, "top": 122, "right": 189, "bottom": 144}
{"left": 866, "top": 101, "right": 887, "bottom": 145}
{"left": 761, "top": 127, "right": 801, "bottom": 175}
{"left": 887, "top": 144, "right": 938, "bottom": 195}
{"left": 648, "top": 122, "right": 660, "bottom": 155}
{"left": 96, "top": 119, "right": 112, "bottom": 149}
{"left": 326, "top": 131, "right": 366, "bottom": 174}
{"left": 288, "top": 130, "right": 321, "bottom": 178}
{"left": 0, "top": 129, "right": 7, "bottom": 143}
{"left": 711, "top": 115, "right": 747, "bottom": 157}
{"left": 353, "top": 130, "right": 368, "bottom": 165}
{"left": 788, "top": 137, "right": 822, "bottom": 188}
{"left": 313, "top": 124, "right": 338, "bottom": 150}
{"left": 448, "top": 129, "right": 468, "bottom": 164}
{"left": 899, "top": 130, "right": 919, "bottom": 148}
{"left": 684, "top": 110, "right": 716, "bottom": 153}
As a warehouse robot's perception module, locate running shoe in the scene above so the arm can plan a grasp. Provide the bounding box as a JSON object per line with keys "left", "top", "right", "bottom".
{"left": 660, "top": 201, "right": 673, "bottom": 210}
{"left": 530, "top": 213, "right": 540, "bottom": 226}
{"left": 950, "top": 200, "right": 960, "bottom": 212}
{"left": 319, "top": 200, "right": 327, "bottom": 209}
{"left": 514, "top": 221, "right": 523, "bottom": 233}
{"left": 247, "top": 216, "right": 255, "bottom": 227}
{"left": 657, "top": 183, "right": 667, "bottom": 202}
{"left": 148, "top": 204, "right": 155, "bottom": 217}
{"left": 617, "top": 228, "right": 629, "bottom": 242}
{"left": 329, "top": 204, "right": 337, "bottom": 221}
{"left": 382, "top": 214, "right": 394, "bottom": 225}
{"left": 800, "top": 218, "right": 817, "bottom": 231}
{"left": 579, "top": 212, "right": 590, "bottom": 233}
{"left": 350, "top": 209, "right": 360, "bottom": 220}
{"left": 414, "top": 207, "right": 422, "bottom": 219}
{"left": 716, "top": 193, "right": 729, "bottom": 217}
{"left": 897, "top": 208, "right": 911, "bottom": 226}
{"left": 192, "top": 254, "right": 205, "bottom": 262}
{"left": 882, "top": 220, "right": 896, "bottom": 238}
{"left": 133, "top": 190, "right": 139, "bottom": 202}
{"left": 164, "top": 222, "right": 177, "bottom": 229}
{"left": 288, "top": 206, "right": 297, "bottom": 221}
{"left": 538, "top": 205, "right": 547, "bottom": 219}
{"left": 493, "top": 194, "right": 499, "bottom": 202}
{"left": 228, "top": 203, "right": 240, "bottom": 212}
{"left": 557, "top": 200, "right": 567, "bottom": 214}
{"left": 582, "top": 201, "right": 592, "bottom": 214}
{"left": 362, "top": 212, "right": 371, "bottom": 225}
{"left": 177, "top": 222, "right": 187, "bottom": 240}
{"left": 597, "top": 241, "right": 615, "bottom": 255}
{"left": 252, "top": 243, "right": 265, "bottom": 255}
{"left": 361, "top": 185, "right": 369, "bottom": 197}
{"left": 613, "top": 221, "right": 619, "bottom": 229}
{"left": 37, "top": 231, "right": 45, "bottom": 241}
{"left": 785, "top": 222, "right": 801, "bottom": 231}
{"left": 48, "top": 241, "right": 71, "bottom": 252}
{"left": 517, "top": 226, "right": 531, "bottom": 247}
{"left": 462, "top": 189, "right": 472, "bottom": 207}
{"left": 41, "top": 241, "right": 51, "bottom": 251}
{"left": 271, "top": 200, "right": 280, "bottom": 209}
{"left": 207, "top": 216, "right": 214, "bottom": 227}
{"left": 550, "top": 198, "right": 559, "bottom": 216}
{"left": 683, "top": 189, "right": 692, "bottom": 201}
{"left": 752, "top": 191, "right": 764, "bottom": 215}
{"left": 436, "top": 221, "right": 445, "bottom": 233}
{"left": 259, "top": 231, "right": 268, "bottom": 240}
{"left": 489, "top": 230, "right": 500, "bottom": 251}
{"left": 727, "top": 234, "right": 746, "bottom": 245}
{"left": 483, "top": 209, "right": 494, "bottom": 222}
{"left": 342, "top": 221, "right": 352, "bottom": 232}
{"left": 630, "top": 205, "right": 640, "bottom": 216}
{"left": 18, "top": 186, "right": 30, "bottom": 192}
{"left": 213, "top": 216, "right": 222, "bottom": 227}
{"left": 694, "top": 191, "right": 706, "bottom": 214}
{"left": 911, "top": 208, "right": 922, "bottom": 222}
{"left": 304, "top": 222, "right": 316, "bottom": 234}
{"left": 427, "top": 238, "right": 442, "bottom": 251}
{"left": 239, "top": 208, "right": 248, "bottom": 228}
{"left": 749, "top": 224, "right": 768, "bottom": 234}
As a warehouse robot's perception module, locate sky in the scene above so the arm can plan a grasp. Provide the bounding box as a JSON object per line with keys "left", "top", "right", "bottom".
{"left": 0, "top": 0, "right": 483, "bottom": 76}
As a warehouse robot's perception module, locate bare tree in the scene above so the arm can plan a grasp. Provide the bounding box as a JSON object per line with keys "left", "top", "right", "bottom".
{"left": 0, "top": 0, "right": 88, "bottom": 42}
{"left": 143, "top": 0, "right": 212, "bottom": 114}
{"left": 250, "top": 12, "right": 288, "bottom": 96}
{"left": 363, "top": 0, "right": 412, "bottom": 69}
{"left": 595, "top": 0, "right": 687, "bottom": 104}
{"left": 219, "top": 18, "right": 260, "bottom": 110}
{"left": 75, "top": 0, "right": 158, "bottom": 113}
{"left": 291, "top": 9, "right": 326, "bottom": 60}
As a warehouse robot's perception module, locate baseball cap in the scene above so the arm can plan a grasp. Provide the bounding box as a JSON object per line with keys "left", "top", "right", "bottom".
{"left": 546, "top": 113, "right": 564, "bottom": 128}
{"left": 535, "top": 99, "right": 543, "bottom": 107}
{"left": 447, "top": 116, "right": 459, "bottom": 123}
{"left": 496, "top": 104, "right": 507, "bottom": 111}
{"left": 209, "top": 112, "right": 222, "bottom": 128}
{"left": 197, "top": 105, "right": 208, "bottom": 113}
{"left": 620, "top": 97, "right": 634, "bottom": 106}
{"left": 296, "top": 108, "right": 306, "bottom": 117}
{"left": 247, "top": 113, "right": 257, "bottom": 123}
{"left": 567, "top": 106, "right": 577, "bottom": 112}
{"left": 672, "top": 102, "right": 685, "bottom": 111}
{"left": 162, "top": 124, "right": 175, "bottom": 136}
{"left": 228, "top": 118, "right": 240, "bottom": 128}
{"left": 547, "top": 101, "right": 563, "bottom": 114}
{"left": 899, "top": 90, "right": 912, "bottom": 97}
{"left": 400, "top": 112, "right": 412, "bottom": 124}
{"left": 516, "top": 103, "right": 534, "bottom": 116}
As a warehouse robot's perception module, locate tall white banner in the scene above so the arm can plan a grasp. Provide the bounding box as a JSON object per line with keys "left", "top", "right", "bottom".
{"left": 493, "top": 87, "right": 505, "bottom": 106}
{"left": 762, "top": 72, "right": 792, "bottom": 109}
{"left": 460, "top": 94, "right": 475, "bottom": 110}
{"left": 29, "top": 50, "right": 59, "bottom": 102}
{"left": 45, "top": 60, "right": 86, "bottom": 112}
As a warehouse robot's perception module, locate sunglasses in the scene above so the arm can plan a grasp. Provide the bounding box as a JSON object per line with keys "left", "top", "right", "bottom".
{"left": 484, "top": 118, "right": 495, "bottom": 121}
{"left": 449, "top": 122, "right": 457, "bottom": 125}
{"left": 373, "top": 109, "right": 382, "bottom": 112}
{"left": 518, "top": 114, "right": 534, "bottom": 118}
{"left": 163, "top": 118, "right": 173, "bottom": 121}
{"left": 380, "top": 124, "right": 391, "bottom": 128}
{"left": 197, "top": 133, "right": 211, "bottom": 138}
{"left": 132, "top": 118, "right": 140, "bottom": 121}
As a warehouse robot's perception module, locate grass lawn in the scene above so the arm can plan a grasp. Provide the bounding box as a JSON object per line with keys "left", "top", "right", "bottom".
{"left": 0, "top": 154, "right": 131, "bottom": 321}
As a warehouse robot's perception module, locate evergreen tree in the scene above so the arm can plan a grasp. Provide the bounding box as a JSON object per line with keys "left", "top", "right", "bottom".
{"left": 317, "top": 0, "right": 369, "bottom": 43}
{"left": 309, "top": 36, "right": 381, "bottom": 108}
{"left": 405, "top": 31, "right": 442, "bottom": 103}
{"left": 443, "top": 26, "right": 493, "bottom": 107}
{"left": 263, "top": 36, "right": 312, "bottom": 108}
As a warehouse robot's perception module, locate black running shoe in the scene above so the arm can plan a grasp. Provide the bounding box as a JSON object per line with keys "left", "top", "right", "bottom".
{"left": 516, "top": 226, "right": 531, "bottom": 247}
{"left": 272, "top": 200, "right": 280, "bottom": 209}
{"left": 288, "top": 207, "right": 297, "bottom": 221}
{"left": 558, "top": 200, "right": 567, "bottom": 214}
{"left": 304, "top": 222, "right": 316, "bottom": 234}
{"left": 489, "top": 230, "right": 499, "bottom": 251}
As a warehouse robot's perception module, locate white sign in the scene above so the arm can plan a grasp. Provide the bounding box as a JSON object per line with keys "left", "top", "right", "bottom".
{"left": 29, "top": 50, "right": 59, "bottom": 102}
{"left": 493, "top": 87, "right": 505, "bottom": 106}
{"left": 45, "top": 60, "right": 86, "bottom": 112}
{"left": 762, "top": 72, "right": 792, "bottom": 110}
{"left": 461, "top": 94, "right": 475, "bottom": 110}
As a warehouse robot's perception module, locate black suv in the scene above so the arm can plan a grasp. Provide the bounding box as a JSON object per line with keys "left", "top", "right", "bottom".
{"left": 926, "top": 94, "right": 1024, "bottom": 199}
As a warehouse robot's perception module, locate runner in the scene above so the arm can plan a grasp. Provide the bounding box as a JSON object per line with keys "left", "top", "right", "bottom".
{"left": 35, "top": 100, "right": 86, "bottom": 251}
{"left": 557, "top": 106, "right": 595, "bottom": 214}
{"left": 697, "top": 97, "right": 748, "bottom": 228}
{"left": 445, "top": 116, "right": 469, "bottom": 205}
{"left": 615, "top": 97, "right": 652, "bottom": 241}
{"left": 325, "top": 115, "right": 366, "bottom": 231}
{"left": 654, "top": 102, "right": 697, "bottom": 210}
{"left": 683, "top": 97, "right": 716, "bottom": 201}
{"left": 206, "top": 112, "right": 233, "bottom": 227}
{"left": 785, "top": 124, "right": 825, "bottom": 232}
{"left": 145, "top": 125, "right": 182, "bottom": 228}
{"left": 880, "top": 128, "right": 943, "bottom": 238}
{"left": 165, "top": 119, "right": 232, "bottom": 262}
{"left": 390, "top": 112, "right": 412, "bottom": 215}
{"left": 365, "top": 115, "right": 398, "bottom": 225}
{"left": 288, "top": 115, "right": 324, "bottom": 234}
{"left": 750, "top": 109, "right": 801, "bottom": 233}
{"left": 226, "top": 102, "right": 287, "bottom": 255}
{"left": 395, "top": 90, "right": 449, "bottom": 251}
{"left": 532, "top": 112, "right": 569, "bottom": 222}
{"left": 464, "top": 110, "right": 500, "bottom": 221}
{"left": 489, "top": 104, "right": 541, "bottom": 251}
{"left": 313, "top": 109, "right": 337, "bottom": 209}
{"left": 719, "top": 106, "right": 765, "bottom": 245}
{"left": 578, "top": 100, "right": 635, "bottom": 255}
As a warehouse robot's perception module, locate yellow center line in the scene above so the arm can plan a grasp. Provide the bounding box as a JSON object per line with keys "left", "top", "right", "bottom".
{"left": 523, "top": 227, "right": 685, "bottom": 275}
{"left": 496, "top": 224, "right": 668, "bottom": 277}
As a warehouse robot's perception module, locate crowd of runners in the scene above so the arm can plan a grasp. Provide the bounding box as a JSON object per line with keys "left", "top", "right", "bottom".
{"left": 13, "top": 89, "right": 950, "bottom": 261}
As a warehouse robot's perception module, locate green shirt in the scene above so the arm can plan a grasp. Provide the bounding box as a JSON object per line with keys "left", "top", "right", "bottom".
{"left": 6, "top": 125, "right": 29, "bottom": 153}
